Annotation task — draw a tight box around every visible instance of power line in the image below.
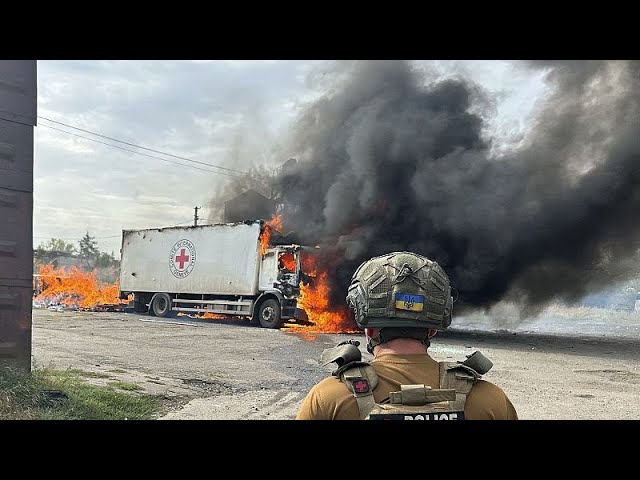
[34,219,198,241]
[38,115,248,175]
[174,219,196,226]
[38,123,243,177]
[34,236,119,240]
[34,235,122,240]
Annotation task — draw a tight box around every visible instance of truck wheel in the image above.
[151,293,172,317]
[258,299,283,329]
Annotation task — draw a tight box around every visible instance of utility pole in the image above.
[194,206,200,226]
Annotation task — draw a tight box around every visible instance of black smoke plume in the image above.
[211,60,640,317]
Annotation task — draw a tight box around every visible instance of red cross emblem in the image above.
[169,239,196,279]
[353,379,370,393]
[174,248,190,270]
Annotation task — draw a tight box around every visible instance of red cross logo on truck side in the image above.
[175,248,190,270]
[169,239,196,279]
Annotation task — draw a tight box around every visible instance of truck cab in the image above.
[255,245,307,327]
[259,246,302,297]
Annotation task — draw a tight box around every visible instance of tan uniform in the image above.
[295,353,518,420]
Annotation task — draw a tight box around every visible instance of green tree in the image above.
[36,238,77,255]
[95,251,116,268]
[79,232,100,269]
[34,238,78,270]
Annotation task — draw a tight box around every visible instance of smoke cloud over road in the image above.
[217,61,640,316]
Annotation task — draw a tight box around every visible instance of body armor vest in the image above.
[321,341,493,420]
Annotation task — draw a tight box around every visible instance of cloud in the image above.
[34,60,320,255]
[34,60,547,262]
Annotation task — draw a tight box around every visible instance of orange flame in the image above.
[283,251,359,335]
[35,264,126,309]
[258,214,283,256]
[259,227,272,256]
[200,312,227,319]
[278,252,296,271]
[266,214,283,232]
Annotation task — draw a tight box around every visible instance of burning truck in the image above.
[118,219,309,329]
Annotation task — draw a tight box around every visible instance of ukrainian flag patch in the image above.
[395,293,424,312]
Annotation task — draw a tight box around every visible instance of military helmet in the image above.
[346,251,453,331]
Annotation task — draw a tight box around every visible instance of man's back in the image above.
[295,353,518,420]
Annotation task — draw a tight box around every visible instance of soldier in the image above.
[295,251,518,420]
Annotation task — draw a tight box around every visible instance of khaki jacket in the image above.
[295,353,518,420]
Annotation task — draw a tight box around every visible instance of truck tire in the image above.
[151,293,172,318]
[258,299,283,329]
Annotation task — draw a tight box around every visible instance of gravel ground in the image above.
[30,308,640,420]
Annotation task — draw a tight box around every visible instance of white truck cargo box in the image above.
[120,222,262,296]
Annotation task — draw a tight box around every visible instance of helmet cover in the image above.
[346,251,453,330]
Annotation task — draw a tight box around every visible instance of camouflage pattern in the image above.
[346,251,453,330]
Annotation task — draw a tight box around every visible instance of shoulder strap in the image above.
[339,363,379,420]
[439,362,480,411]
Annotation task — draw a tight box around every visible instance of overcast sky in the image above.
[33,60,548,258]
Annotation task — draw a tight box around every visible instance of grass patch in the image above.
[108,369,128,374]
[0,365,167,420]
[108,381,143,392]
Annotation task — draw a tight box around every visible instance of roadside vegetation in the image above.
[0,365,168,420]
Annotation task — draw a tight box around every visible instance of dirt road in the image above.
[31,308,640,420]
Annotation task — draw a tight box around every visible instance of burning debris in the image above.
[33,264,129,312]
